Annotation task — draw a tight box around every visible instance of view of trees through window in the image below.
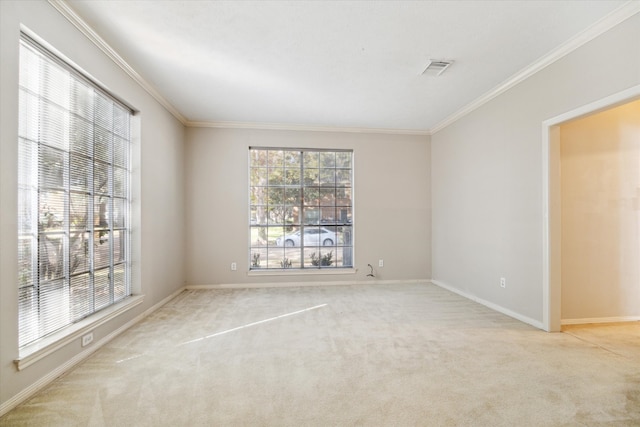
[249,148,353,269]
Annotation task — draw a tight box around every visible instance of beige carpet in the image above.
[1,283,639,426]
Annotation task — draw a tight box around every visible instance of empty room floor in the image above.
[1,283,639,426]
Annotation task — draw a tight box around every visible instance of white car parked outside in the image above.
[276,227,336,247]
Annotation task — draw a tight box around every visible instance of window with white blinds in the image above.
[17,35,132,348]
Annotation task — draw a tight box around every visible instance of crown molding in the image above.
[48,0,187,125]
[186,120,431,136]
[430,1,640,134]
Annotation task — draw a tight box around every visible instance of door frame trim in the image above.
[541,84,640,331]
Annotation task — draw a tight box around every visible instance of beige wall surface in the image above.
[0,1,185,409]
[431,13,640,325]
[560,100,640,320]
[185,127,431,285]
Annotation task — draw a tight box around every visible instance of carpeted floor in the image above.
[1,283,639,426]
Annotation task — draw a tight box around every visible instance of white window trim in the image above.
[248,147,355,271]
[247,268,357,277]
[17,33,135,352]
[14,294,143,371]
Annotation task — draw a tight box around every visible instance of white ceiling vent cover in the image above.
[421,59,453,76]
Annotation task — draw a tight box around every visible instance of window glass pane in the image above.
[18,236,34,288]
[249,148,352,270]
[285,188,301,206]
[283,248,301,268]
[336,188,352,206]
[113,166,127,197]
[41,60,69,109]
[41,101,69,150]
[39,191,65,231]
[338,207,352,224]
[113,137,128,168]
[336,152,351,168]
[251,226,267,247]
[94,267,111,310]
[284,151,300,167]
[336,169,352,187]
[303,207,320,225]
[303,168,319,186]
[113,198,126,228]
[113,264,127,300]
[94,231,110,269]
[94,94,113,130]
[113,230,126,263]
[70,273,91,320]
[303,187,319,205]
[250,167,267,188]
[319,188,335,206]
[267,226,284,246]
[70,79,93,120]
[113,105,130,139]
[70,154,91,191]
[69,232,90,274]
[39,145,66,188]
[267,150,284,167]
[70,193,89,230]
[285,168,300,185]
[267,247,286,269]
[319,169,335,186]
[267,167,284,185]
[303,151,319,168]
[39,234,64,280]
[94,196,109,230]
[18,189,34,234]
[94,161,110,194]
[251,249,265,268]
[320,152,335,168]
[39,279,70,335]
[19,92,40,143]
[250,149,267,167]
[94,127,112,164]
[70,116,93,156]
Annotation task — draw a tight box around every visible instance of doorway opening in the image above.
[542,85,640,331]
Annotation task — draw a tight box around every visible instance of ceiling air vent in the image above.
[421,59,453,76]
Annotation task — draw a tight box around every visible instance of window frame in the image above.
[16,33,136,361]
[248,147,354,272]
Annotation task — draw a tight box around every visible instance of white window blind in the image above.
[18,35,132,348]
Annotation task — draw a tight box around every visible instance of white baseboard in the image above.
[0,287,185,418]
[430,279,544,330]
[186,279,429,289]
[561,316,640,325]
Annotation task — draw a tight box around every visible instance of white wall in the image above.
[560,100,640,321]
[0,1,185,410]
[431,13,640,326]
[185,127,430,285]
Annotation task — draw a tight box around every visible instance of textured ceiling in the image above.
[65,0,630,132]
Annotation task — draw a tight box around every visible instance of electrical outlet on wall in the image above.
[82,332,94,347]
[378,259,384,267]
[231,262,237,271]
[500,277,506,288]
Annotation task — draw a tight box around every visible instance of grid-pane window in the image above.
[250,148,353,269]
[18,35,132,348]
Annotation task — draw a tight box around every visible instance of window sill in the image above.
[15,294,144,371]
[247,268,356,277]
